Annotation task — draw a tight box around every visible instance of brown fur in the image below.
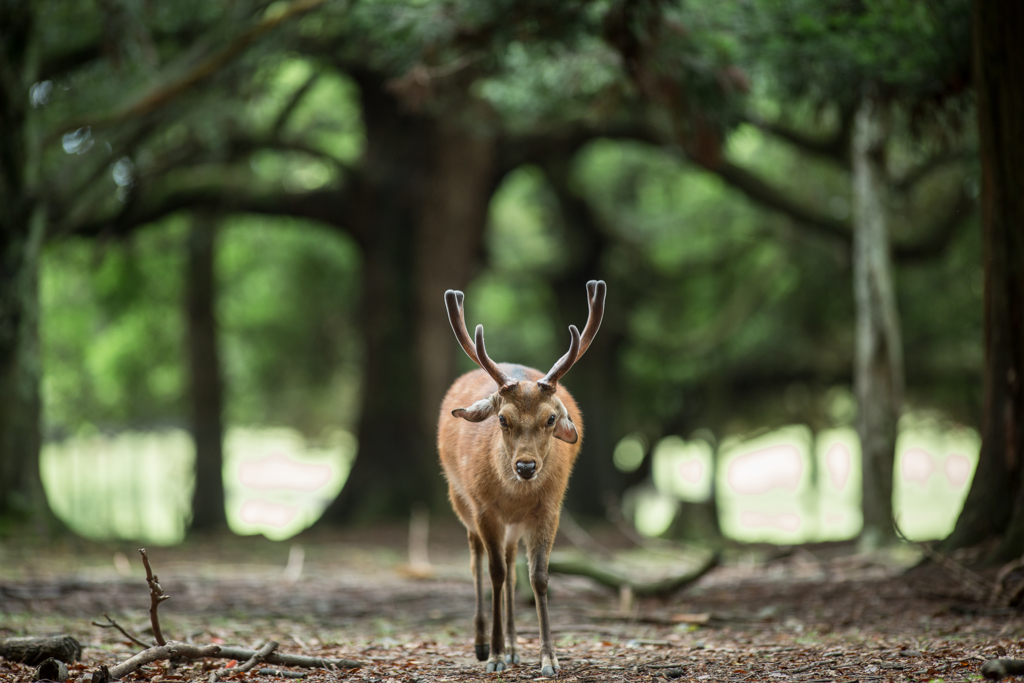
[438,363,583,675]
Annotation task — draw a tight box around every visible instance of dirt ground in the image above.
[0,522,1016,682]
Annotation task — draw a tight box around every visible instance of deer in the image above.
[437,280,606,676]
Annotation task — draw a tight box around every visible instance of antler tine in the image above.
[539,325,581,392]
[445,289,480,365]
[474,324,517,392]
[576,280,606,360]
[546,279,607,373]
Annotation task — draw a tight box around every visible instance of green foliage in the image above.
[42,222,188,437]
[732,0,972,108]
[218,219,362,435]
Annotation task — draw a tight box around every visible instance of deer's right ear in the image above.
[452,397,497,423]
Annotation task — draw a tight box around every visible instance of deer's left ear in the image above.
[553,415,578,444]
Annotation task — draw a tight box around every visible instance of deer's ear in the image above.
[553,416,578,444]
[452,397,497,423]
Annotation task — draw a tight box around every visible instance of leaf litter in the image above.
[0,524,1018,682]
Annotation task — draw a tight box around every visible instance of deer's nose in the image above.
[516,460,537,480]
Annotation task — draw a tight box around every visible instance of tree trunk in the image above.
[316,74,495,523]
[186,214,228,532]
[0,4,57,533]
[543,154,646,518]
[0,220,48,531]
[943,0,1024,560]
[851,95,903,548]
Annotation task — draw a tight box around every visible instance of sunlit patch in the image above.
[612,433,647,473]
[739,511,801,532]
[900,448,934,486]
[945,454,972,488]
[678,459,704,484]
[632,490,678,537]
[825,443,851,490]
[726,444,803,495]
[894,418,980,540]
[239,499,300,528]
[226,428,354,540]
[652,436,712,502]
[238,452,333,492]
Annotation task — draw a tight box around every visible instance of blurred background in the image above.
[2,0,996,551]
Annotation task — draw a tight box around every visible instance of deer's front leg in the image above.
[468,531,489,662]
[527,529,559,676]
[481,523,507,672]
[503,539,520,665]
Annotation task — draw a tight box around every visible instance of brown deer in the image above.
[438,281,606,676]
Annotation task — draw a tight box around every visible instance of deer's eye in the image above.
[547,414,556,426]
[499,415,508,428]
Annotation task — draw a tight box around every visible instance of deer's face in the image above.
[452,382,577,482]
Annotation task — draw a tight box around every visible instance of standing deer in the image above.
[438,280,606,676]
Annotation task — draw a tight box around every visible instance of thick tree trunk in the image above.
[316,74,495,523]
[851,96,903,548]
[543,161,625,517]
[0,222,47,530]
[0,4,57,533]
[944,0,1024,560]
[186,215,228,532]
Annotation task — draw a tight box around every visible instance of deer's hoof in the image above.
[475,644,489,662]
[504,653,521,664]
[486,660,506,673]
[541,665,559,676]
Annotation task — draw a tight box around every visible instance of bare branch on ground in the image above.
[209,640,278,682]
[549,551,719,599]
[91,613,153,649]
[139,548,170,646]
[91,641,221,682]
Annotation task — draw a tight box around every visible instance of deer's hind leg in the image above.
[451,488,489,663]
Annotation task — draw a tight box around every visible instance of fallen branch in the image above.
[213,646,361,670]
[139,548,170,646]
[90,613,152,649]
[0,636,82,666]
[92,641,221,682]
[33,658,69,682]
[259,669,306,679]
[90,551,361,678]
[209,641,278,682]
[982,658,1024,680]
[549,552,719,598]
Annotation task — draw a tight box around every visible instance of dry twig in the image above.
[90,613,152,649]
[91,641,220,682]
[139,548,170,646]
[209,640,278,682]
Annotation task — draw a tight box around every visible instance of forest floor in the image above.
[0,521,1017,683]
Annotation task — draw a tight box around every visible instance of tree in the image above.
[0,2,55,531]
[185,214,227,532]
[943,0,1024,561]
[627,0,974,543]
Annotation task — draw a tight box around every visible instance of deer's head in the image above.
[444,282,605,482]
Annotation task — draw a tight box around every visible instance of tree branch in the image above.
[892,186,976,263]
[745,113,852,167]
[46,0,330,142]
[692,156,854,243]
[53,182,354,241]
[892,150,975,193]
[271,72,321,138]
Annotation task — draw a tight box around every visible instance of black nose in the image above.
[516,461,536,479]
